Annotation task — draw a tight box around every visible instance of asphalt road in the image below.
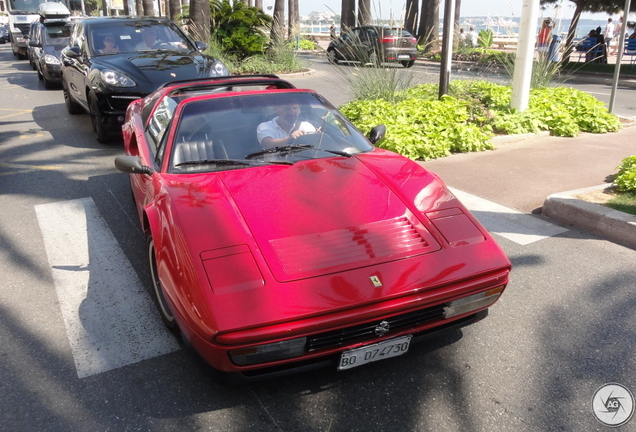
[2,44,636,431]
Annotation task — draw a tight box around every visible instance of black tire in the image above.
[62,77,83,114]
[37,66,43,81]
[367,50,380,67]
[43,76,55,90]
[326,48,339,64]
[88,93,111,143]
[147,235,178,330]
[402,60,415,68]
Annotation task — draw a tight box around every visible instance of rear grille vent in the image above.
[307,304,445,352]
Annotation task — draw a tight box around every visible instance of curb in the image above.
[543,184,636,250]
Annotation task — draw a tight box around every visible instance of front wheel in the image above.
[147,236,177,331]
[88,93,111,143]
[62,77,83,114]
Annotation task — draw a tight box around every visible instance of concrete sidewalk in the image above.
[419,124,636,249]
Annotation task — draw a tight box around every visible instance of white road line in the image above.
[450,187,569,245]
[35,198,180,379]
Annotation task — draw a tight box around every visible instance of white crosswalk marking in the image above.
[35,198,180,379]
[450,187,569,245]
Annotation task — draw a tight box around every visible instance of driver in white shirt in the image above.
[257,104,316,149]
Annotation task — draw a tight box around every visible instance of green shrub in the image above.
[614,156,636,192]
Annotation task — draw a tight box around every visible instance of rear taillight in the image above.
[411,37,417,43]
[381,37,396,43]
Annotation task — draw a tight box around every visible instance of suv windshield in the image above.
[90,22,194,55]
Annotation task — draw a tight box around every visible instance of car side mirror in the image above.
[194,41,207,51]
[62,46,81,59]
[368,124,386,145]
[114,155,153,175]
[29,40,41,47]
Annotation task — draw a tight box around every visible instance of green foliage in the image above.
[209,0,272,59]
[291,39,317,50]
[335,67,416,102]
[339,97,494,161]
[477,29,494,50]
[339,80,621,160]
[528,87,621,136]
[614,156,636,192]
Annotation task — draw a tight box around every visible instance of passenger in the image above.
[99,34,119,54]
[256,104,316,149]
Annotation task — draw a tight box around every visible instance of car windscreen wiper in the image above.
[174,159,292,167]
[245,144,312,159]
[245,145,352,159]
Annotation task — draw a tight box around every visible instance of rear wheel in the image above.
[367,50,379,67]
[326,48,339,64]
[402,60,415,68]
[88,93,110,143]
[147,235,177,330]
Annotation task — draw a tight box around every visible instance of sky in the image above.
[291,0,630,22]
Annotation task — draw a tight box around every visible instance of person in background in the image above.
[605,17,616,55]
[611,16,623,55]
[466,27,478,47]
[537,18,552,53]
[330,24,336,41]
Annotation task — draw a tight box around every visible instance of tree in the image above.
[168,0,181,21]
[541,0,636,62]
[341,0,356,30]
[358,0,371,25]
[142,0,155,15]
[136,0,143,16]
[270,0,284,45]
[288,0,299,39]
[417,0,439,52]
[189,0,211,43]
[405,0,419,35]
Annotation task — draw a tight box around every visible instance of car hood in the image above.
[93,51,214,85]
[218,155,444,283]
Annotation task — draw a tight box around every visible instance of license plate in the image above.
[398,54,410,59]
[338,336,411,370]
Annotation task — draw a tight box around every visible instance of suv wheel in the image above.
[326,48,339,64]
[62,77,83,114]
[89,93,111,144]
[402,60,415,68]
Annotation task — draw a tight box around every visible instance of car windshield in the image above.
[168,92,374,173]
[44,24,70,46]
[90,22,194,56]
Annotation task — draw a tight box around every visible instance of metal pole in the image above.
[510,0,540,111]
[609,0,631,113]
[438,0,456,98]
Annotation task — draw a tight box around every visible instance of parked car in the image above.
[0,26,8,44]
[114,75,511,382]
[327,25,418,67]
[30,19,72,89]
[27,20,41,70]
[60,16,228,143]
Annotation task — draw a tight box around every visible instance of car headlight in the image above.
[101,69,136,87]
[44,54,60,65]
[210,60,229,77]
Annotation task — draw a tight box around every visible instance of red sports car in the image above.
[115,75,511,381]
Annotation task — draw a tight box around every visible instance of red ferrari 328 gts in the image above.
[115,75,511,381]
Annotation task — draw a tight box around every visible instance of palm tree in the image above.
[142,0,155,15]
[405,0,418,35]
[417,0,439,52]
[341,0,355,30]
[358,0,371,26]
[271,0,285,45]
[288,0,299,39]
[189,0,211,43]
